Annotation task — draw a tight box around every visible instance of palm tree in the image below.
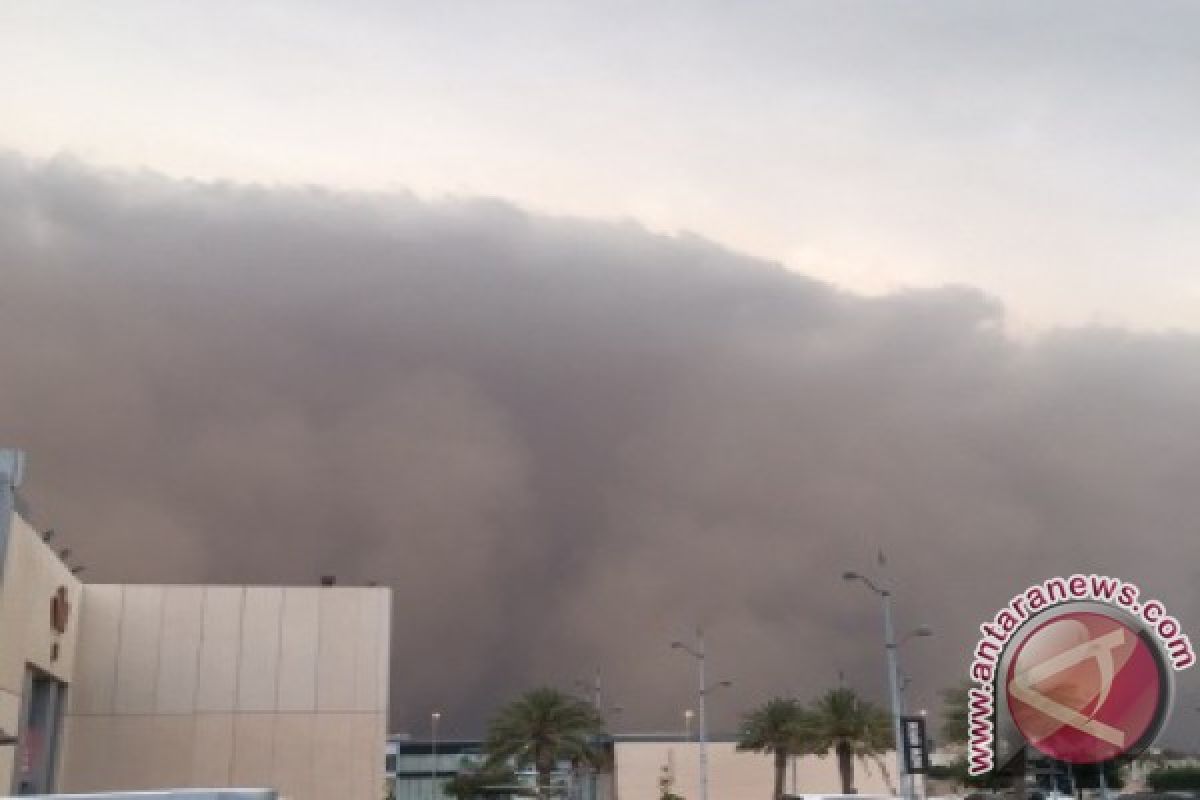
[442,764,523,800]
[939,684,970,745]
[737,697,816,800]
[805,687,894,795]
[484,687,605,799]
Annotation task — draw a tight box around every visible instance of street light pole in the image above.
[672,628,732,800]
[881,588,907,800]
[897,675,915,800]
[844,571,928,800]
[431,711,441,800]
[699,630,708,800]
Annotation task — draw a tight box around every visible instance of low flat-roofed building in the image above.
[385,732,896,800]
[610,734,895,800]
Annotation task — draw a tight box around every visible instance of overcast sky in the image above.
[3,0,1198,330]
[2,2,1199,743]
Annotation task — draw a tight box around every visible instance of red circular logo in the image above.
[1006,610,1165,764]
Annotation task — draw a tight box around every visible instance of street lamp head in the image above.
[913,624,934,637]
[718,680,732,688]
[670,641,683,649]
[842,571,860,581]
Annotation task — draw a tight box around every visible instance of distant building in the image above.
[386,736,611,800]
[0,449,392,799]
[387,732,895,800]
[609,734,893,800]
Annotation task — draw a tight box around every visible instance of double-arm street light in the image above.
[672,627,732,800]
[843,570,932,800]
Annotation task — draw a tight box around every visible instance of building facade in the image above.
[0,450,81,795]
[610,735,894,800]
[386,736,612,800]
[0,450,392,799]
[385,733,894,800]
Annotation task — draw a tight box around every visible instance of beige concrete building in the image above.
[612,738,894,800]
[0,451,82,795]
[388,734,897,800]
[0,450,391,799]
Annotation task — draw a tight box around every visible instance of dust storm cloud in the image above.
[1,154,1197,739]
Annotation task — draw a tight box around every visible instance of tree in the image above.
[935,684,1011,790]
[658,762,685,800]
[442,765,524,800]
[939,684,971,745]
[737,697,817,800]
[805,687,894,795]
[1147,766,1200,791]
[484,687,605,799]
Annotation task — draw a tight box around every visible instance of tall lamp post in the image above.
[896,630,934,800]
[671,627,732,800]
[430,711,441,800]
[843,570,929,800]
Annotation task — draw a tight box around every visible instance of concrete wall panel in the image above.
[231,713,275,789]
[236,588,283,713]
[316,590,357,711]
[195,587,243,713]
[110,716,160,790]
[353,590,379,712]
[113,585,164,714]
[349,714,381,800]
[377,590,391,714]
[69,585,123,714]
[191,713,235,787]
[145,715,196,790]
[58,716,117,793]
[312,713,355,800]
[155,586,204,713]
[276,588,319,712]
[272,713,315,800]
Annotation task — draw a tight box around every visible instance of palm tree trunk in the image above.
[836,741,855,795]
[774,748,788,800]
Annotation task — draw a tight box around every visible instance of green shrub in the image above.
[1148,766,1200,791]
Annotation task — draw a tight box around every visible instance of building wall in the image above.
[0,511,83,791]
[59,584,391,800]
[613,740,895,800]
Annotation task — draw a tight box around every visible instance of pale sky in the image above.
[3,0,1198,330]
